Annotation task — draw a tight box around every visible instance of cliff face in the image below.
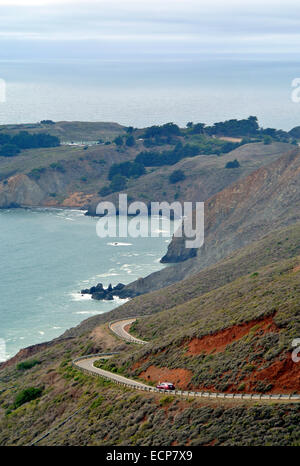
[0,134,293,211]
[125,148,300,293]
[197,147,300,266]
[0,174,45,207]
[160,236,197,263]
[0,142,137,209]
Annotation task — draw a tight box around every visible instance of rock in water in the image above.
[80,282,127,300]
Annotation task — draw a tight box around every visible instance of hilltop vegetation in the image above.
[0,117,295,209]
[0,121,126,143]
[0,131,60,157]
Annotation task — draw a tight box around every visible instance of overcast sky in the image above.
[1,0,300,59]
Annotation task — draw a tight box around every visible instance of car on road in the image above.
[156,382,175,390]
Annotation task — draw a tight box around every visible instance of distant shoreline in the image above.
[0,208,170,365]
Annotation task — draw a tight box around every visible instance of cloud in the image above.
[0,0,300,58]
[0,0,79,4]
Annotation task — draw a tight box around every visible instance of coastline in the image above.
[0,207,171,365]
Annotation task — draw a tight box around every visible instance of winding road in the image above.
[75,356,150,389]
[73,318,300,402]
[109,318,147,345]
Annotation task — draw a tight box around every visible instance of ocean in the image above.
[0,57,300,130]
[0,208,175,361]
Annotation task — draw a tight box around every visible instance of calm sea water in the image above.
[0,208,174,361]
[0,58,299,130]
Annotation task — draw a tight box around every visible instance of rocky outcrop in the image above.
[0,174,46,208]
[160,232,197,263]
[0,169,96,209]
[80,282,135,300]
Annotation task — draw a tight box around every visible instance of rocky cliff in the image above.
[0,174,45,207]
[121,147,300,295]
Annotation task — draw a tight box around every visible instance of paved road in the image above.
[109,318,146,344]
[73,318,300,402]
[75,356,150,389]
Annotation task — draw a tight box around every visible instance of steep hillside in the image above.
[107,255,300,395]
[164,147,300,263]
[0,117,293,210]
[121,147,300,295]
[0,143,139,208]
[0,310,299,446]
[59,221,300,338]
[1,217,300,446]
[113,221,300,311]
[86,141,291,213]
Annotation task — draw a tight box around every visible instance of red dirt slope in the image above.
[186,316,278,355]
[135,315,300,393]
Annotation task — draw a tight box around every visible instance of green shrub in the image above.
[263,135,272,145]
[108,161,145,180]
[40,120,55,125]
[16,360,41,371]
[169,169,185,184]
[13,387,43,409]
[125,135,135,147]
[99,186,111,197]
[50,162,65,173]
[29,167,46,179]
[90,396,104,410]
[114,136,123,146]
[143,123,181,139]
[0,143,21,157]
[225,159,240,169]
[110,174,127,192]
[159,395,174,406]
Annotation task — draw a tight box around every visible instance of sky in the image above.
[1,0,300,60]
[0,2,299,131]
